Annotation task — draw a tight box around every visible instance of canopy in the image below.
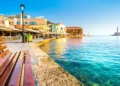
[9,28,22,32]
[25,29,40,33]
[47,32,56,34]
[47,32,67,35]
[0,27,12,31]
[0,24,21,32]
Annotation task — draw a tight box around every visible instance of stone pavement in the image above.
[5,38,43,52]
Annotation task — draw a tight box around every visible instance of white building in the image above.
[56,24,66,35]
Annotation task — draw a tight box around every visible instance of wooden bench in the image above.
[0,40,34,86]
[0,36,2,41]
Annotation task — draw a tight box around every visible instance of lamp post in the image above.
[20,4,25,43]
[56,28,57,39]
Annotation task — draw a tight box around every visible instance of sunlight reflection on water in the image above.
[40,36,120,86]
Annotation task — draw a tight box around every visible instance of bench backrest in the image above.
[0,40,34,86]
[0,37,9,59]
[0,52,18,86]
[0,36,2,41]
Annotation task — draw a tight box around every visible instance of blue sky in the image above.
[1,0,120,35]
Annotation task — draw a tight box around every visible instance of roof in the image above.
[0,14,4,16]
[66,27,82,29]
[8,15,16,17]
[35,16,46,19]
[56,23,64,26]
[0,25,21,32]
[16,14,29,17]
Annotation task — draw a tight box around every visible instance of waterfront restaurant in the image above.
[0,15,42,41]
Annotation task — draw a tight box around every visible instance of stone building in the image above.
[66,27,83,37]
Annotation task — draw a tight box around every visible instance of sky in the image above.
[1,0,120,35]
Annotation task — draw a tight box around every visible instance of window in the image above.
[30,22,32,25]
[24,16,27,19]
[24,22,28,25]
[30,22,36,25]
[33,22,36,25]
[17,21,20,24]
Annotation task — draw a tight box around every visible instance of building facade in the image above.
[0,14,69,38]
[56,24,66,35]
[0,15,15,27]
[15,16,47,33]
[66,27,83,37]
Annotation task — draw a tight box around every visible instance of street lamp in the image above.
[56,28,57,39]
[20,4,25,43]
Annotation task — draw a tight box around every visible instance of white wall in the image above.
[4,20,9,27]
[56,24,66,34]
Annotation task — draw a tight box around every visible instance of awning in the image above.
[0,27,12,31]
[47,32,56,34]
[47,32,67,35]
[10,28,22,32]
[0,24,5,27]
[25,29,40,33]
[0,26,22,32]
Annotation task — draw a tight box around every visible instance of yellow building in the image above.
[16,17,47,33]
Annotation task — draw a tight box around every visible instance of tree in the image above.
[47,20,53,24]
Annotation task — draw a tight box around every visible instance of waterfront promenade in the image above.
[5,39,84,86]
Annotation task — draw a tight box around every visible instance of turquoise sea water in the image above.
[40,36,120,86]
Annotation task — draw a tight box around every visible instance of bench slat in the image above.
[0,52,13,76]
[0,45,7,51]
[24,50,34,86]
[0,41,4,45]
[0,51,11,66]
[8,51,24,86]
[0,36,2,41]
[0,51,20,86]
[0,49,9,58]
[0,40,34,86]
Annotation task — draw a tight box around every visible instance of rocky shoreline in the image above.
[29,39,84,86]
